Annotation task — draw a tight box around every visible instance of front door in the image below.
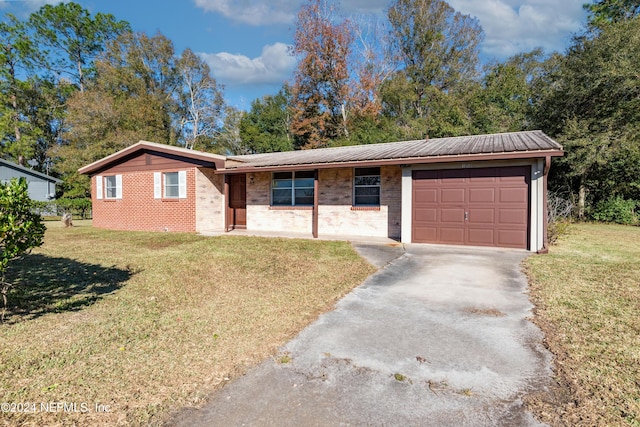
[228,174,247,229]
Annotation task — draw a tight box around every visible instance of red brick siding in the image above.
[91,169,197,232]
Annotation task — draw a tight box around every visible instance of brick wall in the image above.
[246,172,313,233]
[91,164,402,237]
[91,168,198,232]
[381,166,402,238]
[195,168,225,232]
[245,165,402,238]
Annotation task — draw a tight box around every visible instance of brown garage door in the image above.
[412,166,530,249]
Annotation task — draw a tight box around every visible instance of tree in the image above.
[387,0,483,119]
[0,178,45,321]
[348,14,394,124]
[239,87,294,153]
[22,77,75,173]
[217,106,248,155]
[0,15,41,163]
[533,17,640,217]
[584,0,640,27]
[54,31,182,198]
[290,0,354,148]
[471,49,547,134]
[176,48,225,150]
[28,1,130,92]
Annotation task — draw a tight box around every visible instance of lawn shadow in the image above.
[3,254,136,323]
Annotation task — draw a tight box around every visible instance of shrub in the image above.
[0,178,46,320]
[591,197,638,225]
[547,192,573,244]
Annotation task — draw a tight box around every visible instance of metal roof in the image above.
[77,131,564,176]
[0,158,62,183]
[226,130,562,169]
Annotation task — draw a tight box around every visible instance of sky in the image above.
[1,0,589,109]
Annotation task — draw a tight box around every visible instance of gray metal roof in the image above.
[0,158,62,183]
[226,130,563,169]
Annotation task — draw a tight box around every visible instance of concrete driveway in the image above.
[172,244,552,426]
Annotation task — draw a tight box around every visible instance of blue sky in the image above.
[2,0,588,109]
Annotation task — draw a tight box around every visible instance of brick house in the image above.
[78,131,563,251]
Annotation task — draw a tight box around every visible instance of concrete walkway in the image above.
[171,243,552,427]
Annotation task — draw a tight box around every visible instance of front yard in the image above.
[3,221,638,426]
[526,223,640,426]
[0,222,375,426]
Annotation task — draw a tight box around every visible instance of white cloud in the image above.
[0,0,69,13]
[193,0,390,25]
[200,42,296,86]
[193,0,300,25]
[448,0,587,58]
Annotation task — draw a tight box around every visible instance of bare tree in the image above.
[176,49,225,150]
[349,14,395,119]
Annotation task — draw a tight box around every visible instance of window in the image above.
[354,167,380,206]
[96,175,122,200]
[272,171,315,206]
[105,176,117,198]
[154,171,187,199]
[164,172,180,198]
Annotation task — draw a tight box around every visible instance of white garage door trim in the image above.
[401,160,546,251]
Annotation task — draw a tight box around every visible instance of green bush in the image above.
[591,197,638,225]
[1,178,46,320]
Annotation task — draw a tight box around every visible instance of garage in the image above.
[412,166,530,249]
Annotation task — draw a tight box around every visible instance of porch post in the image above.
[224,174,230,232]
[538,155,551,254]
[313,169,319,238]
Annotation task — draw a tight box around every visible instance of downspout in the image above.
[313,169,319,238]
[537,156,551,254]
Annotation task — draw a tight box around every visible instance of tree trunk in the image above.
[77,58,84,92]
[578,174,587,219]
[10,72,21,143]
[341,103,349,138]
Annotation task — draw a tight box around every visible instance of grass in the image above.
[525,223,640,427]
[0,221,375,426]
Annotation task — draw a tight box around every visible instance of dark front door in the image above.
[228,174,247,229]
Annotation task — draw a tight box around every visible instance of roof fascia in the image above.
[216,149,564,174]
[78,142,225,175]
[0,159,62,183]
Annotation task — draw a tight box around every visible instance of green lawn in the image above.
[0,221,375,426]
[526,223,640,427]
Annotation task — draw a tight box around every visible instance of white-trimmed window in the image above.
[164,172,180,198]
[354,167,380,206]
[154,171,187,199]
[271,171,315,206]
[96,175,122,200]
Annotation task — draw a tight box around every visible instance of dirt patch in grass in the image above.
[0,223,375,426]
[463,307,506,317]
[525,223,640,426]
